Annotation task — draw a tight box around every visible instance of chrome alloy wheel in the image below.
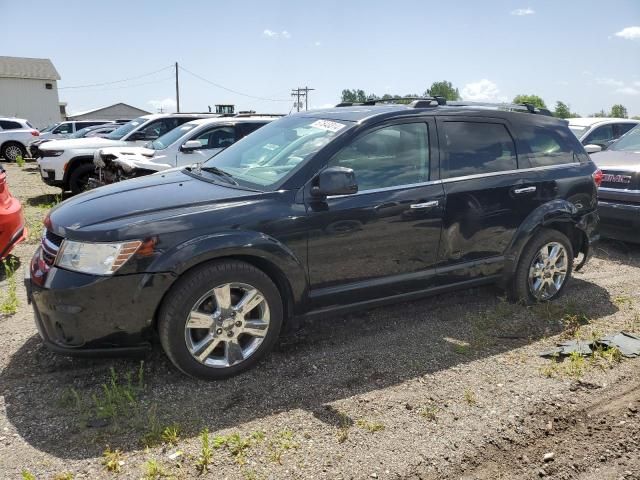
[4,144,22,161]
[528,242,568,300]
[184,282,270,368]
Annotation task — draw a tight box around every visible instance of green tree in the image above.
[553,101,576,119]
[425,81,461,101]
[513,94,547,109]
[610,104,628,118]
[341,89,368,103]
[592,109,608,118]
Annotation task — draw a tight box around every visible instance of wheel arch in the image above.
[0,140,27,157]
[62,155,94,187]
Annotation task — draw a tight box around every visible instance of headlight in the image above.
[41,150,64,157]
[56,239,142,275]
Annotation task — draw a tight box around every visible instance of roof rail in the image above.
[335,96,447,108]
[234,113,286,117]
[447,101,553,116]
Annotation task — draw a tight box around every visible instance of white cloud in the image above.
[617,87,640,95]
[462,79,505,102]
[635,81,640,87]
[147,98,177,112]
[314,41,322,47]
[596,77,625,87]
[263,29,291,39]
[614,26,640,40]
[511,7,535,16]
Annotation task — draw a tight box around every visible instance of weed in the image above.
[0,257,19,315]
[566,351,586,379]
[242,468,261,480]
[53,474,74,480]
[141,406,163,447]
[58,388,82,410]
[16,155,25,167]
[142,459,169,479]
[335,411,351,444]
[195,428,213,474]
[162,424,181,446]
[613,294,633,309]
[356,419,385,432]
[626,311,640,333]
[561,312,590,338]
[268,429,299,464]
[463,389,477,405]
[21,471,36,480]
[592,345,623,368]
[417,404,440,421]
[453,343,471,355]
[102,447,123,473]
[250,430,265,442]
[92,362,144,419]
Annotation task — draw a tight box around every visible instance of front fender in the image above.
[503,199,595,281]
[149,230,308,308]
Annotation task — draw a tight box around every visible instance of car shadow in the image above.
[0,277,618,460]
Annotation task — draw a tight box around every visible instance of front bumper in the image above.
[26,254,175,355]
[598,200,640,243]
[38,166,63,187]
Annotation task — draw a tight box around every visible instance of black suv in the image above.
[26,99,600,379]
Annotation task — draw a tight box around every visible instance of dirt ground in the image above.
[1,161,639,480]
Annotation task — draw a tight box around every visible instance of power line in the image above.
[178,65,290,102]
[291,86,315,111]
[58,65,174,89]
[60,75,174,92]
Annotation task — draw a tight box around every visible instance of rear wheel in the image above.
[1,142,26,162]
[68,163,96,194]
[158,260,283,380]
[510,228,573,304]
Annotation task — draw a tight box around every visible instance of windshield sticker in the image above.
[263,143,280,151]
[310,119,346,133]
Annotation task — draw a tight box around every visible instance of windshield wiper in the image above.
[200,165,239,186]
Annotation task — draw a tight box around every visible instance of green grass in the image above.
[195,428,213,474]
[102,447,123,473]
[0,257,19,315]
[417,404,440,421]
[21,471,36,480]
[268,429,298,464]
[92,363,145,420]
[463,388,477,405]
[16,155,25,167]
[356,419,385,432]
[142,459,169,479]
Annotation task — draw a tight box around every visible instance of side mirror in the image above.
[584,144,602,154]
[312,166,358,197]
[181,140,202,152]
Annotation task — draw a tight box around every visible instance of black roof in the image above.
[296,100,564,127]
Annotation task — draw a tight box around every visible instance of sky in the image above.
[2,0,640,116]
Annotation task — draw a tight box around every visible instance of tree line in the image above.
[341,81,637,119]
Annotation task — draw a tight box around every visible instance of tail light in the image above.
[31,130,40,136]
[592,169,603,187]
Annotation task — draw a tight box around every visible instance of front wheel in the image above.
[68,163,96,194]
[158,260,283,380]
[510,228,574,304]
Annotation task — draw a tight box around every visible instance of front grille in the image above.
[41,229,63,265]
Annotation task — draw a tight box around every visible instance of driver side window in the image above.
[329,123,430,191]
[192,127,236,150]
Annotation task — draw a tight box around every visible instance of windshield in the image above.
[569,125,589,139]
[40,123,59,133]
[151,123,197,150]
[69,126,93,138]
[105,117,147,140]
[200,116,352,189]
[609,125,640,152]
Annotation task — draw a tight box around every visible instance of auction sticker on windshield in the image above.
[310,119,346,133]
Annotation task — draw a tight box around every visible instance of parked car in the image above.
[591,124,640,243]
[37,113,220,194]
[26,99,599,379]
[29,123,124,159]
[37,120,115,141]
[0,163,26,259]
[568,118,639,153]
[91,115,279,187]
[0,117,40,161]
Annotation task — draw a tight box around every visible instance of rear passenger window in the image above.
[522,127,575,167]
[441,122,517,178]
[0,120,22,129]
[330,123,429,191]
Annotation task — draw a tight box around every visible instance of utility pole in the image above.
[175,61,180,113]
[291,86,314,112]
[291,88,302,112]
[303,86,315,111]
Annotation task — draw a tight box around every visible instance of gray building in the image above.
[0,56,62,129]
[67,103,150,121]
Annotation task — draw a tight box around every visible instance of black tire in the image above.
[509,228,574,304]
[158,260,283,380]
[1,142,27,162]
[68,163,96,194]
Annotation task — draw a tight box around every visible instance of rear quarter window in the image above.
[519,125,584,167]
[440,121,517,178]
[0,120,22,130]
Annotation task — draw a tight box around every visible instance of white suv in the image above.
[568,118,639,153]
[92,116,277,186]
[0,117,40,161]
[37,113,220,193]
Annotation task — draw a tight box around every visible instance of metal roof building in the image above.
[67,103,150,121]
[0,56,62,129]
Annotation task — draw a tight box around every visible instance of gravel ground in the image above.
[1,161,639,480]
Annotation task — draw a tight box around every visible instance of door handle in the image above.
[513,186,537,195]
[410,200,439,209]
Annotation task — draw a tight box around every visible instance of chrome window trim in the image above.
[326,162,581,199]
[599,187,640,194]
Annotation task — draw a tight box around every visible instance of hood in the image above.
[39,136,123,151]
[48,169,261,241]
[591,150,640,170]
[100,146,155,157]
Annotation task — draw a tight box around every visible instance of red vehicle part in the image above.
[0,166,26,260]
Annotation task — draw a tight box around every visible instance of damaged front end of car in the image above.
[89,148,173,188]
